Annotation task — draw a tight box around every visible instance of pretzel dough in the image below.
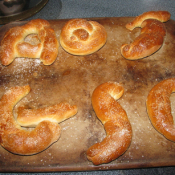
[86,82,132,165]
[121,11,171,60]
[0,19,59,66]
[146,78,175,142]
[60,18,107,55]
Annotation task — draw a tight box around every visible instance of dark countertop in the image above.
[1,0,175,174]
[27,0,175,21]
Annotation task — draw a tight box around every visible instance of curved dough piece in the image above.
[0,85,61,155]
[126,11,171,31]
[86,82,132,165]
[121,11,171,60]
[146,78,175,142]
[17,102,78,127]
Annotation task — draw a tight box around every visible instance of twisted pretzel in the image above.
[86,82,132,165]
[60,18,107,55]
[0,19,59,66]
[121,11,171,60]
[146,78,175,142]
[0,85,77,155]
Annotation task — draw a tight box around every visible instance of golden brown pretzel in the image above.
[0,19,59,66]
[86,82,132,165]
[146,78,175,142]
[17,102,78,127]
[60,18,107,55]
[121,11,171,60]
[0,85,71,155]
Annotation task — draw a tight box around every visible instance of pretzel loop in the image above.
[60,18,107,55]
[146,78,175,142]
[0,19,59,65]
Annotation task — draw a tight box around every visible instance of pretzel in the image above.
[0,85,77,155]
[86,82,132,165]
[121,11,171,60]
[0,19,59,66]
[146,78,175,142]
[60,18,107,55]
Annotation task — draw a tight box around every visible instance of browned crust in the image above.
[121,19,166,60]
[146,78,175,142]
[86,82,132,165]
[60,18,107,55]
[0,85,61,155]
[121,11,171,60]
[0,19,59,66]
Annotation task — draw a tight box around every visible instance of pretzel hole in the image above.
[72,29,89,41]
[24,34,40,45]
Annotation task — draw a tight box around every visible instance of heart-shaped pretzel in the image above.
[0,19,59,66]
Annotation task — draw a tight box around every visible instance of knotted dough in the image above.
[0,19,59,66]
[60,18,107,55]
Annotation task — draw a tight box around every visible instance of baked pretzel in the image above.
[121,11,171,60]
[17,102,78,127]
[0,19,59,66]
[86,82,132,165]
[146,78,175,142]
[60,18,107,55]
[0,85,76,155]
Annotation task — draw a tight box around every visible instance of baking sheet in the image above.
[0,17,175,172]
